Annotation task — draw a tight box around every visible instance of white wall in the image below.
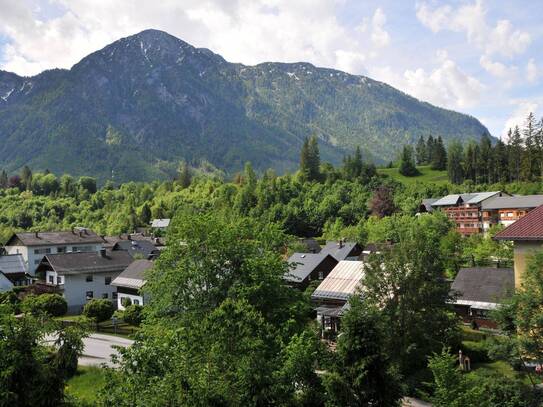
[62,271,120,314]
[117,292,144,310]
[6,243,103,276]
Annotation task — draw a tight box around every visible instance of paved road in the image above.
[403,397,432,407]
[79,333,134,366]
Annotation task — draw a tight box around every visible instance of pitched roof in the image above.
[482,195,543,210]
[284,253,337,283]
[6,229,104,247]
[432,191,503,207]
[111,259,153,289]
[311,261,365,302]
[103,234,165,249]
[421,198,438,212]
[320,241,360,261]
[0,254,26,274]
[494,204,543,241]
[112,240,160,259]
[38,250,133,275]
[451,267,514,305]
[151,219,170,228]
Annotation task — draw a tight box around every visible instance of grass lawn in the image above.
[377,165,449,185]
[469,360,539,386]
[65,366,106,403]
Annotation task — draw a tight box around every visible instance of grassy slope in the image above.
[377,165,449,185]
[66,366,106,403]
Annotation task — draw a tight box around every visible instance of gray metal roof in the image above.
[113,240,160,259]
[481,195,543,210]
[112,259,153,289]
[320,241,361,261]
[421,198,438,212]
[0,254,26,274]
[432,191,503,207]
[451,267,514,304]
[311,261,365,302]
[284,253,337,283]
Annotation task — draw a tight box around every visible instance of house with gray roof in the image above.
[450,267,514,329]
[112,259,153,309]
[284,253,338,289]
[481,195,543,230]
[320,240,362,261]
[112,240,160,260]
[0,254,32,291]
[151,218,170,230]
[5,228,104,275]
[36,249,133,313]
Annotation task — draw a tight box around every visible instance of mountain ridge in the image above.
[0,29,490,182]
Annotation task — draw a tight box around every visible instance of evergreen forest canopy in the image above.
[0,29,489,182]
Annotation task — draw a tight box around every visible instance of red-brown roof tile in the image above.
[494,204,543,241]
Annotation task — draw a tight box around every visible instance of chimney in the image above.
[99,248,107,257]
[339,239,344,248]
[79,230,83,237]
[34,231,39,238]
[128,234,132,241]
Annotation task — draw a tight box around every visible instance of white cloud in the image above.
[416,0,531,58]
[370,51,484,110]
[479,55,518,87]
[0,0,390,76]
[526,58,539,83]
[501,100,540,138]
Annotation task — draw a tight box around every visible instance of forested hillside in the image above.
[0,29,490,182]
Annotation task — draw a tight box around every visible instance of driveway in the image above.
[79,333,134,366]
[403,397,432,407]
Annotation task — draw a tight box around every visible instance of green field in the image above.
[378,165,449,185]
[66,366,106,404]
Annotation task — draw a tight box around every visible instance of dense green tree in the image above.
[369,186,396,218]
[398,145,420,176]
[431,136,447,170]
[177,160,192,188]
[493,139,509,183]
[478,134,492,184]
[0,170,7,189]
[507,126,523,182]
[324,297,403,406]
[140,202,152,225]
[21,165,32,191]
[416,135,427,165]
[300,136,321,182]
[463,142,479,183]
[447,141,464,184]
[78,176,97,194]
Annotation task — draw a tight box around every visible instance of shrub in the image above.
[461,340,490,363]
[82,299,114,322]
[122,304,143,326]
[21,293,67,317]
[120,297,132,308]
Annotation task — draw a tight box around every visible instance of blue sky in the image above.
[1,0,541,138]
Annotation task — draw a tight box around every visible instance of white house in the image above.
[111,259,152,310]
[4,228,104,275]
[36,249,133,314]
[0,254,32,292]
[150,218,170,230]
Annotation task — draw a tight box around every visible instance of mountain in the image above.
[0,29,490,182]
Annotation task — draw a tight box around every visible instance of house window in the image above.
[86,291,93,300]
[86,275,93,282]
[57,246,66,253]
[34,259,41,265]
[105,276,111,285]
[49,275,54,284]
[102,293,108,299]
[508,212,513,217]
[112,292,118,300]
[318,271,324,280]
[133,299,140,305]
[34,248,51,255]
[56,276,62,285]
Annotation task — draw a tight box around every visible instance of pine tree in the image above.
[447,141,464,184]
[477,134,492,184]
[21,165,32,191]
[431,136,447,170]
[507,126,523,182]
[493,139,508,183]
[140,203,152,225]
[398,145,420,176]
[0,170,7,189]
[523,112,539,179]
[463,142,478,182]
[416,136,427,165]
[426,135,435,164]
[535,116,543,179]
[300,136,321,182]
[178,161,192,188]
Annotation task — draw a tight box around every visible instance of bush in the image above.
[120,297,132,308]
[122,304,143,326]
[461,340,490,363]
[21,293,67,317]
[82,299,114,322]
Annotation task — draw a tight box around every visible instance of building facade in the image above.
[111,259,152,310]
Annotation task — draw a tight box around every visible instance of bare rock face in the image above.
[0,29,490,182]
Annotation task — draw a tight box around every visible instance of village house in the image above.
[311,260,365,338]
[420,192,510,235]
[480,195,543,231]
[494,204,543,288]
[151,218,170,232]
[4,228,104,275]
[450,267,514,329]
[111,259,153,310]
[36,249,133,313]
[102,233,165,250]
[320,240,363,261]
[0,254,31,292]
[284,253,338,289]
[112,240,161,260]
